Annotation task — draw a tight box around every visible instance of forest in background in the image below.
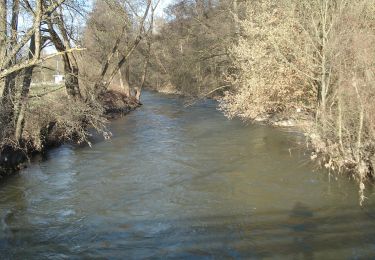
[1,0,375,203]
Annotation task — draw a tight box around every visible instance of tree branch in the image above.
[0,47,85,79]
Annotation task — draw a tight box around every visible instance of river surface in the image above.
[1,91,375,259]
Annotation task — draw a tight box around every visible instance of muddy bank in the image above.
[101,90,141,118]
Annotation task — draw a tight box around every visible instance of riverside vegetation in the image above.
[1,0,375,203]
[144,0,375,204]
[0,0,156,173]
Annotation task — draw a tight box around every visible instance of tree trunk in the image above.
[118,69,124,89]
[353,77,364,163]
[10,0,19,46]
[125,63,131,96]
[134,87,141,101]
[95,0,152,93]
[47,20,82,99]
[195,0,204,18]
[337,94,344,155]
[0,0,6,63]
[14,0,41,140]
[117,51,131,96]
[3,0,20,119]
[15,35,36,141]
[317,0,332,130]
[0,0,6,95]
[137,44,151,102]
[0,0,15,132]
[135,1,156,102]
[232,0,239,39]
[56,13,81,99]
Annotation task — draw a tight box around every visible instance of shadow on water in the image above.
[1,202,375,259]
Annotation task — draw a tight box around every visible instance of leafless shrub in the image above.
[219,1,315,119]
[22,91,109,151]
[220,0,375,203]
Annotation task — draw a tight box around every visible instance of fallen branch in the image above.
[184,85,230,107]
[200,85,230,98]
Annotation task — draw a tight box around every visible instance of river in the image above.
[1,91,375,259]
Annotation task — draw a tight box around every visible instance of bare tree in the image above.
[90,0,152,95]
[134,0,160,101]
[1,0,84,144]
[219,0,375,203]
[46,10,82,99]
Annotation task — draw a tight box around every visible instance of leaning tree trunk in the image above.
[47,20,82,100]
[0,0,6,65]
[1,0,20,135]
[63,55,81,99]
[135,1,156,102]
[4,0,20,124]
[136,47,150,102]
[117,51,131,96]
[94,0,152,94]
[14,35,36,141]
[56,14,82,100]
[14,0,42,141]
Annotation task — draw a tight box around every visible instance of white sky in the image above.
[156,0,174,16]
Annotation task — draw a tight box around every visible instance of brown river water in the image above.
[1,91,375,259]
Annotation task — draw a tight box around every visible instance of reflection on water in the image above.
[1,91,375,259]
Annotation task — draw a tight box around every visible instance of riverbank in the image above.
[0,89,140,178]
[152,85,374,203]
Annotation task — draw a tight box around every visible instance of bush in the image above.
[22,91,108,151]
